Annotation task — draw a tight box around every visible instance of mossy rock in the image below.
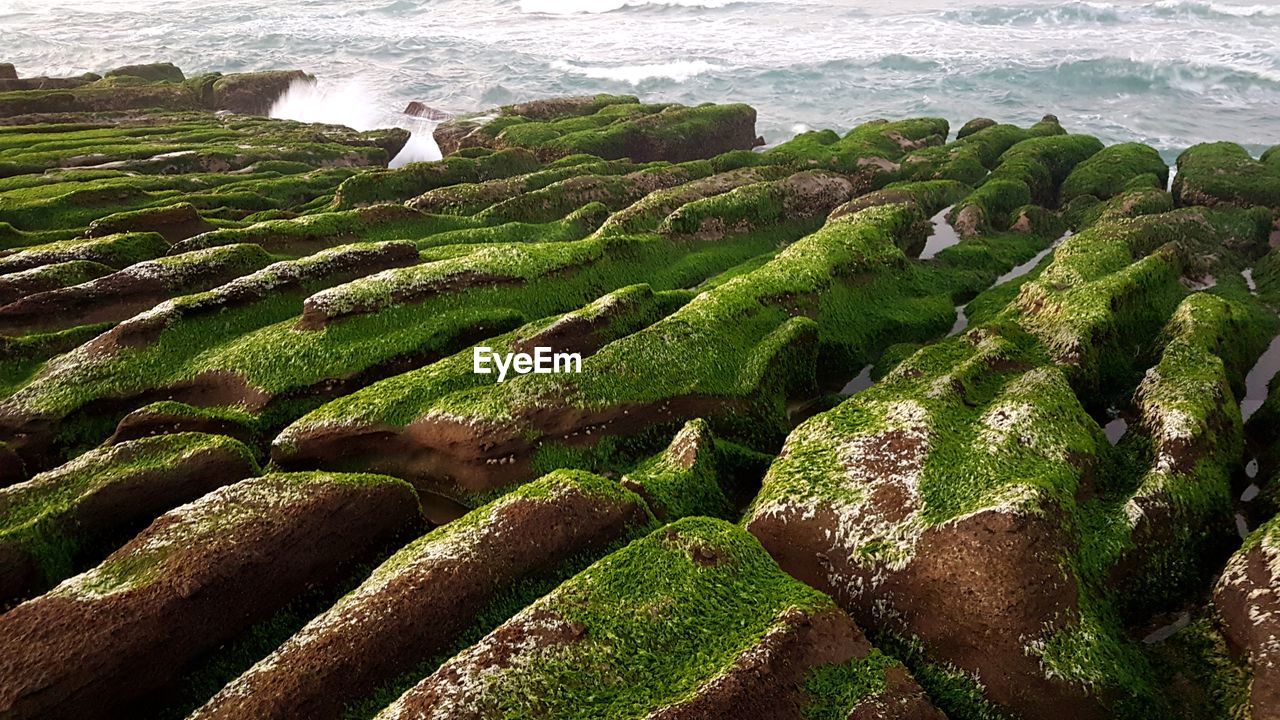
[1174,142,1280,210]
[105,63,185,84]
[1061,142,1169,201]
[376,517,941,720]
[0,432,259,606]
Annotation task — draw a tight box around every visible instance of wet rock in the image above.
[191,470,655,720]
[0,242,419,467]
[1215,516,1280,719]
[0,433,259,607]
[375,518,941,720]
[109,401,262,447]
[0,260,113,306]
[949,134,1103,235]
[1174,142,1280,210]
[435,100,759,163]
[767,118,948,187]
[0,232,169,275]
[406,157,642,215]
[480,162,713,225]
[619,419,734,520]
[0,471,422,720]
[1061,142,1169,201]
[273,205,937,503]
[211,70,313,115]
[500,94,639,121]
[85,202,213,243]
[1105,292,1274,619]
[105,62,185,83]
[747,332,1116,719]
[659,169,856,240]
[334,148,541,208]
[0,244,275,336]
[956,117,996,139]
[403,101,454,121]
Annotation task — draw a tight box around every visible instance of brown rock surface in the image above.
[191,470,654,720]
[0,471,423,720]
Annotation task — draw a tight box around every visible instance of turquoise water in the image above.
[4,0,1278,160]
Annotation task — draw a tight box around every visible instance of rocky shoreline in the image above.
[1,62,1279,719]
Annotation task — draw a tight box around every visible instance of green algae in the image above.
[1175,142,1280,209]
[1061,142,1169,201]
[275,282,695,453]
[332,149,541,208]
[406,158,646,215]
[0,241,419,445]
[378,517,892,720]
[173,205,482,254]
[416,202,608,249]
[281,196,1059,504]
[0,259,113,295]
[767,117,949,175]
[745,200,1274,717]
[620,419,735,521]
[801,651,898,720]
[897,122,1050,186]
[0,432,258,589]
[329,468,659,720]
[493,102,759,162]
[951,133,1104,232]
[58,470,413,599]
[0,231,169,273]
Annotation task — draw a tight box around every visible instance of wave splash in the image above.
[270,78,385,131]
[270,78,440,168]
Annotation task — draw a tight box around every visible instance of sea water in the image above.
[4,0,1278,163]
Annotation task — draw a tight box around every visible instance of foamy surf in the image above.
[521,0,738,14]
[270,77,441,168]
[8,0,1280,157]
[551,59,723,83]
[269,78,386,131]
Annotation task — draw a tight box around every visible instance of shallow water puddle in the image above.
[840,364,874,396]
[944,231,1073,340]
[1242,334,1280,422]
[1104,417,1128,445]
[1182,274,1217,291]
[992,230,1072,287]
[1143,611,1190,645]
[787,363,876,427]
[422,491,472,525]
[919,206,959,260]
[947,305,968,337]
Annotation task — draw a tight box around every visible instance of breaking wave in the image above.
[551,59,724,83]
[520,0,741,14]
[943,0,1280,25]
[270,78,386,131]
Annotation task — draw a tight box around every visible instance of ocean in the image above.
[3,0,1278,164]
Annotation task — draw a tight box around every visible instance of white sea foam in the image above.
[270,78,384,131]
[270,77,441,167]
[521,0,738,14]
[551,59,724,83]
[1153,0,1280,18]
[7,0,1280,158]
